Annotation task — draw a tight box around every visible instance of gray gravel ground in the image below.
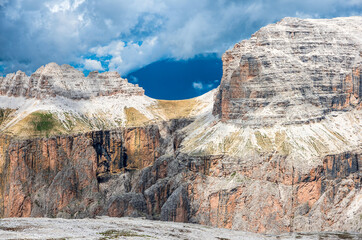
[0,217,360,240]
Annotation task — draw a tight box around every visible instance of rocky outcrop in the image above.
[213,17,362,126]
[0,63,144,99]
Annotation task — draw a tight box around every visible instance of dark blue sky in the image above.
[0,0,361,99]
[125,55,222,100]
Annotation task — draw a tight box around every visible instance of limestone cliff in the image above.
[213,17,361,126]
[0,17,361,235]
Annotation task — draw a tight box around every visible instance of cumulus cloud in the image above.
[83,59,103,71]
[0,0,361,75]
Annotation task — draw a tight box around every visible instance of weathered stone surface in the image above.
[0,124,163,218]
[0,122,360,233]
[186,151,361,234]
[107,193,147,217]
[213,17,362,126]
[161,186,189,222]
[0,63,144,99]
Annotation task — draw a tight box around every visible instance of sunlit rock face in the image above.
[213,17,362,126]
[0,62,144,99]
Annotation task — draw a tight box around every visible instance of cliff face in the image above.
[0,17,361,235]
[213,17,361,126]
[0,125,163,218]
[0,127,359,233]
[186,152,361,233]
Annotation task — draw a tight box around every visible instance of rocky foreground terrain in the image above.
[0,17,361,235]
[0,217,361,240]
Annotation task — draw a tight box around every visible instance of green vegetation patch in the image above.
[99,229,151,239]
[31,112,56,132]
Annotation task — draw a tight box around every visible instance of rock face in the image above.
[0,17,361,235]
[186,152,361,233]
[0,127,359,233]
[0,62,144,99]
[213,17,362,126]
[0,125,163,218]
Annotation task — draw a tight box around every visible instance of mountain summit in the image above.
[214,16,361,126]
[0,62,144,99]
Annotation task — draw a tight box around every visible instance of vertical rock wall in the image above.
[0,125,162,218]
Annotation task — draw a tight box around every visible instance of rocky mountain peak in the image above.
[34,62,83,77]
[213,16,362,127]
[0,62,144,100]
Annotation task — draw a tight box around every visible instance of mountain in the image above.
[0,17,361,235]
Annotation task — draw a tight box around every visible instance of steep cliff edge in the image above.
[213,17,361,126]
[0,17,361,235]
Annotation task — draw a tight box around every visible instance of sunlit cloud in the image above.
[83,59,104,71]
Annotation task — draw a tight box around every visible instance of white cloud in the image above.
[91,37,161,74]
[192,82,203,90]
[91,41,125,57]
[83,59,104,71]
[0,0,360,75]
[45,0,85,13]
[193,81,217,91]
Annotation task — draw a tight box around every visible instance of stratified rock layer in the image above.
[0,63,144,99]
[213,17,362,126]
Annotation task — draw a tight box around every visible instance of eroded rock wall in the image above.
[0,121,360,234]
[0,124,163,218]
[213,17,362,126]
[186,152,361,233]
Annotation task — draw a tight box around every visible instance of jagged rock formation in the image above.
[0,17,361,235]
[0,62,144,99]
